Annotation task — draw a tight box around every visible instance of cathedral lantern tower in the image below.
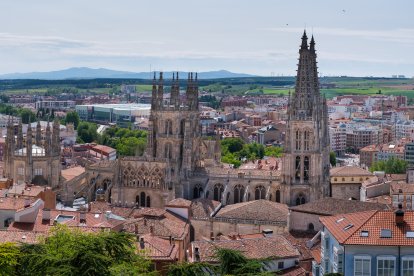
[281,31,330,206]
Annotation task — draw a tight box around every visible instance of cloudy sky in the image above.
[0,0,413,77]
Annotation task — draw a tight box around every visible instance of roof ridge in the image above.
[342,210,378,244]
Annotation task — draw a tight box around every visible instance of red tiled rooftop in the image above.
[321,210,414,246]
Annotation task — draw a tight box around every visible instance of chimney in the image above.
[149,225,154,235]
[24,198,31,208]
[139,238,145,249]
[80,212,86,223]
[42,208,51,221]
[396,203,405,226]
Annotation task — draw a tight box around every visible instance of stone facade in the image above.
[281,31,331,206]
[81,32,330,209]
[4,119,61,187]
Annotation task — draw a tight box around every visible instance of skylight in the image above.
[360,231,369,237]
[55,215,75,223]
[380,229,392,238]
[343,224,354,231]
[406,231,414,238]
[336,218,345,223]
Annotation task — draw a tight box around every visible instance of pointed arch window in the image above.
[255,186,266,200]
[165,120,173,135]
[140,192,146,207]
[296,194,306,206]
[295,156,301,181]
[214,184,224,201]
[295,130,301,150]
[304,156,310,181]
[304,130,310,151]
[193,184,203,199]
[234,185,245,204]
[276,190,281,203]
[165,143,172,159]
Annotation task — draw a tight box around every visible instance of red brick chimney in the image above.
[396,203,405,226]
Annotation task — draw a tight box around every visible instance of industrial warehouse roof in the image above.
[76,103,151,110]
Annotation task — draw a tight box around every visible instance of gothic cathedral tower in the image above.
[145,72,201,198]
[282,31,330,206]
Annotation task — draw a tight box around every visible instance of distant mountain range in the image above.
[0,67,256,80]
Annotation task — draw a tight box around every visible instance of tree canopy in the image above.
[0,225,155,276]
[221,138,282,168]
[370,157,408,174]
[64,111,80,128]
[167,248,272,276]
[77,122,98,143]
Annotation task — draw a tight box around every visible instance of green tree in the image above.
[19,109,37,124]
[77,122,98,143]
[167,262,213,276]
[370,157,408,174]
[330,151,337,167]
[15,225,155,276]
[221,138,244,154]
[0,242,20,276]
[264,146,283,157]
[214,248,272,276]
[65,111,80,128]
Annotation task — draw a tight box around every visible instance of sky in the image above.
[0,0,413,77]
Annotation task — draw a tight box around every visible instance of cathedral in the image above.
[4,119,61,187]
[83,31,330,208]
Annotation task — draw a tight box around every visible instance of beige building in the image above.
[330,166,374,200]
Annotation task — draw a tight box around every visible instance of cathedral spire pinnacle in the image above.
[301,30,308,50]
[309,35,315,53]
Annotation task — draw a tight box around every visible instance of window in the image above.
[295,156,301,180]
[295,130,301,150]
[377,256,395,276]
[255,186,266,200]
[34,168,42,176]
[354,256,371,276]
[193,185,203,199]
[18,167,24,175]
[278,261,284,269]
[214,184,224,201]
[234,185,244,204]
[275,190,281,203]
[402,257,414,276]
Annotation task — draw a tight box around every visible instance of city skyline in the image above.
[0,0,413,77]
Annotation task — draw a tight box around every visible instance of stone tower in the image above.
[145,72,201,198]
[281,31,330,206]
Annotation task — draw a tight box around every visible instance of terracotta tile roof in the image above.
[137,233,178,261]
[282,231,319,261]
[0,197,32,210]
[289,198,388,216]
[338,211,414,246]
[166,198,192,207]
[192,235,299,262]
[320,210,377,244]
[330,166,373,177]
[8,209,123,232]
[391,182,414,194]
[0,230,45,244]
[279,265,307,276]
[61,166,85,181]
[123,210,189,240]
[215,200,288,224]
[190,198,220,220]
[7,184,45,198]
